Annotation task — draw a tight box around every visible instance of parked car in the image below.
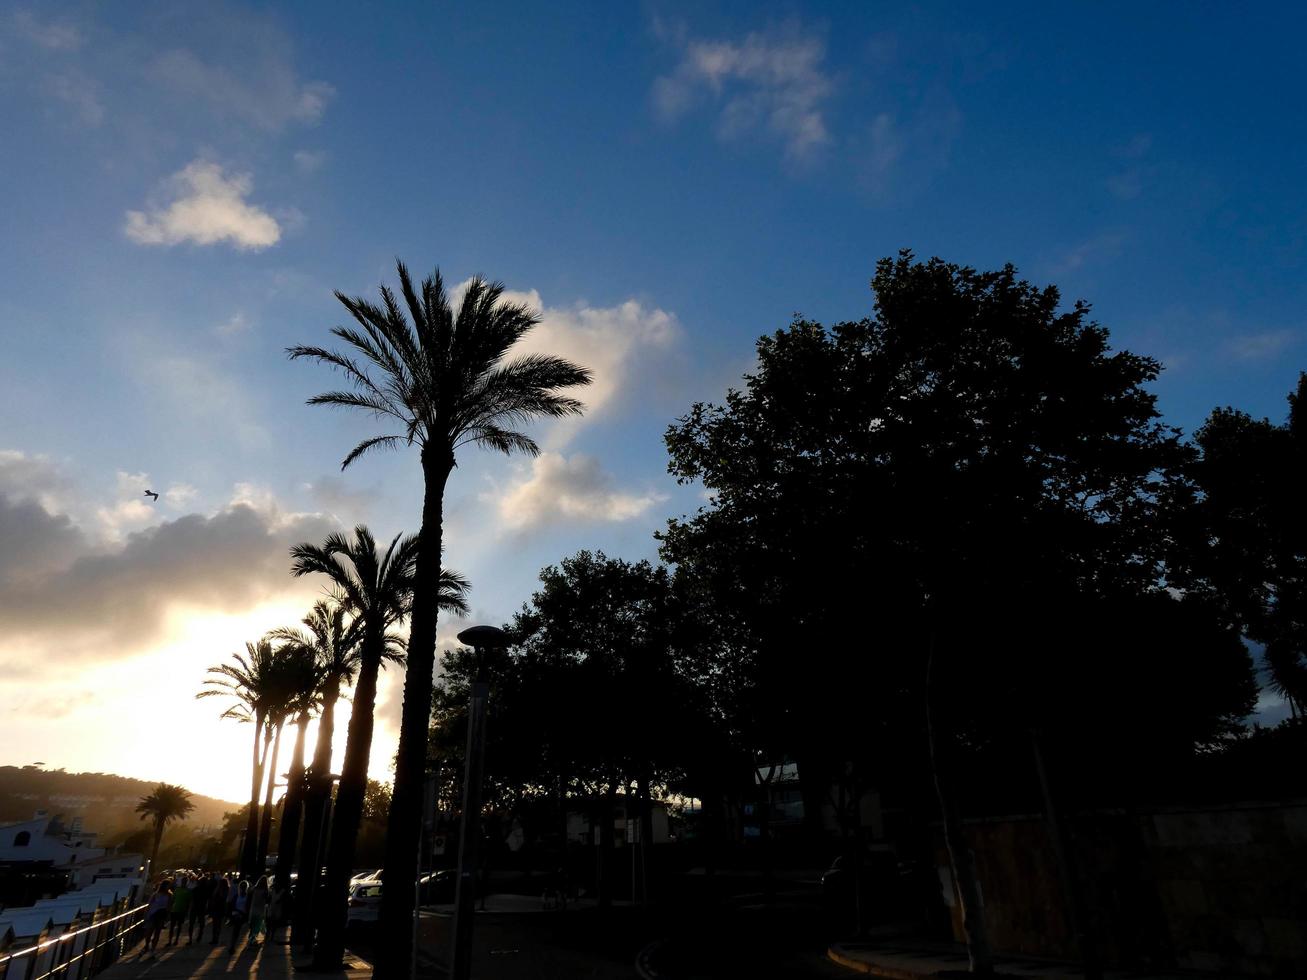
[346,881,383,927]
[821,848,903,929]
[419,869,456,904]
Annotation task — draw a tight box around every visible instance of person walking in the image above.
[247,877,270,945]
[208,875,230,944]
[166,876,192,946]
[227,880,250,952]
[188,873,213,943]
[267,877,289,943]
[143,880,172,954]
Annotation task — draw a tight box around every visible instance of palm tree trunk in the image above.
[376,456,452,980]
[274,711,311,888]
[257,717,285,874]
[313,641,382,970]
[242,710,268,877]
[926,628,993,975]
[151,819,164,873]
[296,682,339,948]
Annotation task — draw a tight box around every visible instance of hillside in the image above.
[0,765,238,839]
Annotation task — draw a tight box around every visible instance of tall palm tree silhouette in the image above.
[288,525,469,967]
[289,261,589,976]
[256,640,320,873]
[135,783,194,874]
[197,639,278,876]
[269,600,357,912]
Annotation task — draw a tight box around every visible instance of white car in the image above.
[346,881,382,925]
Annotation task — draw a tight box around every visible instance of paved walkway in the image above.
[97,935,372,980]
[828,941,1207,979]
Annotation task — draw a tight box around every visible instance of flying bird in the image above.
[144,490,159,501]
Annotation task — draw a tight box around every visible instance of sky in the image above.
[2,1,1305,804]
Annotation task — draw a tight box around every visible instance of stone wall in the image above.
[939,801,1307,977]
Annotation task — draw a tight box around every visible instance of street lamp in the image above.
[449,625,507,980]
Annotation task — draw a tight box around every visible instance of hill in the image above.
[0,765,238,839]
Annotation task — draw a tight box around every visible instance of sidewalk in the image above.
[828,940,1198,979]
[96,934,372,980]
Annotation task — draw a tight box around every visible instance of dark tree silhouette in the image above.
[135,783,194,872]
[197,639,279,877]
[289,526,469,968]
[662,252,1233,973]
[1178,374,1307,716]
[289,260,590,980]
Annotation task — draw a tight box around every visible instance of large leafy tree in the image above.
[662,253,1254,973]
[196,639,279,876]
[290,526,468,969]
[289,260,590,978]
[1178,374,1307,715]
[136,783,194,872]
[431,551,700,904]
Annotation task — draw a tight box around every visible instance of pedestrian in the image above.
[247,876,270,945]
[188,873,213,943]
[166,876,193,946]
[143,879,172,953]
[208,875,230,944]
[268,877,289,943]
[227,879,250,952]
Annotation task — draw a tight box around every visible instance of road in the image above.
[348,877,852,979]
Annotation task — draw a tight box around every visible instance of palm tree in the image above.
[289,261,590,978]
[197,639,279,876]
[288,525,465,969]
[271,600,360,945]
[256,640,321,873]
[136,783,194,874]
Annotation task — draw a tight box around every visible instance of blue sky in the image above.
[1,2,1303,799]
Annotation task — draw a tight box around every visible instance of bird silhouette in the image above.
[144,490,159,501]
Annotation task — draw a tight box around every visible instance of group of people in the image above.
[142,871,290,955]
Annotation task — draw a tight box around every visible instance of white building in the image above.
[0,811,143,886]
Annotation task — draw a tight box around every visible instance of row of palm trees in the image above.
[200,261,590,974]
[199,528,471,954]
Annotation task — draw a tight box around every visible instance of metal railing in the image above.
[0,903,148,980]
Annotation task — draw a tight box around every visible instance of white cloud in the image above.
[10,9,83,50]
[1226,329,1297,361]
[451,282,680,443]
[653,26,833,160]
[124,159,282,250]
[150,47,334,131]
[492,452,666,531]
[43,70,104,126]
[293,150,326,174]
[215,311,253,337]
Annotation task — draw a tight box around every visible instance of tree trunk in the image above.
[637,773,653,904]
[296,682,340,948]
[926,629,993,974]
[257,717,285,874]
[376,454,452,980]
[313,641,381,969]
[242,710,267,878]
[274,711,311,889]
[598,777,617,908]
[151,819,164,873]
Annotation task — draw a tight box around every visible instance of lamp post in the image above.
[450,625,507,980]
